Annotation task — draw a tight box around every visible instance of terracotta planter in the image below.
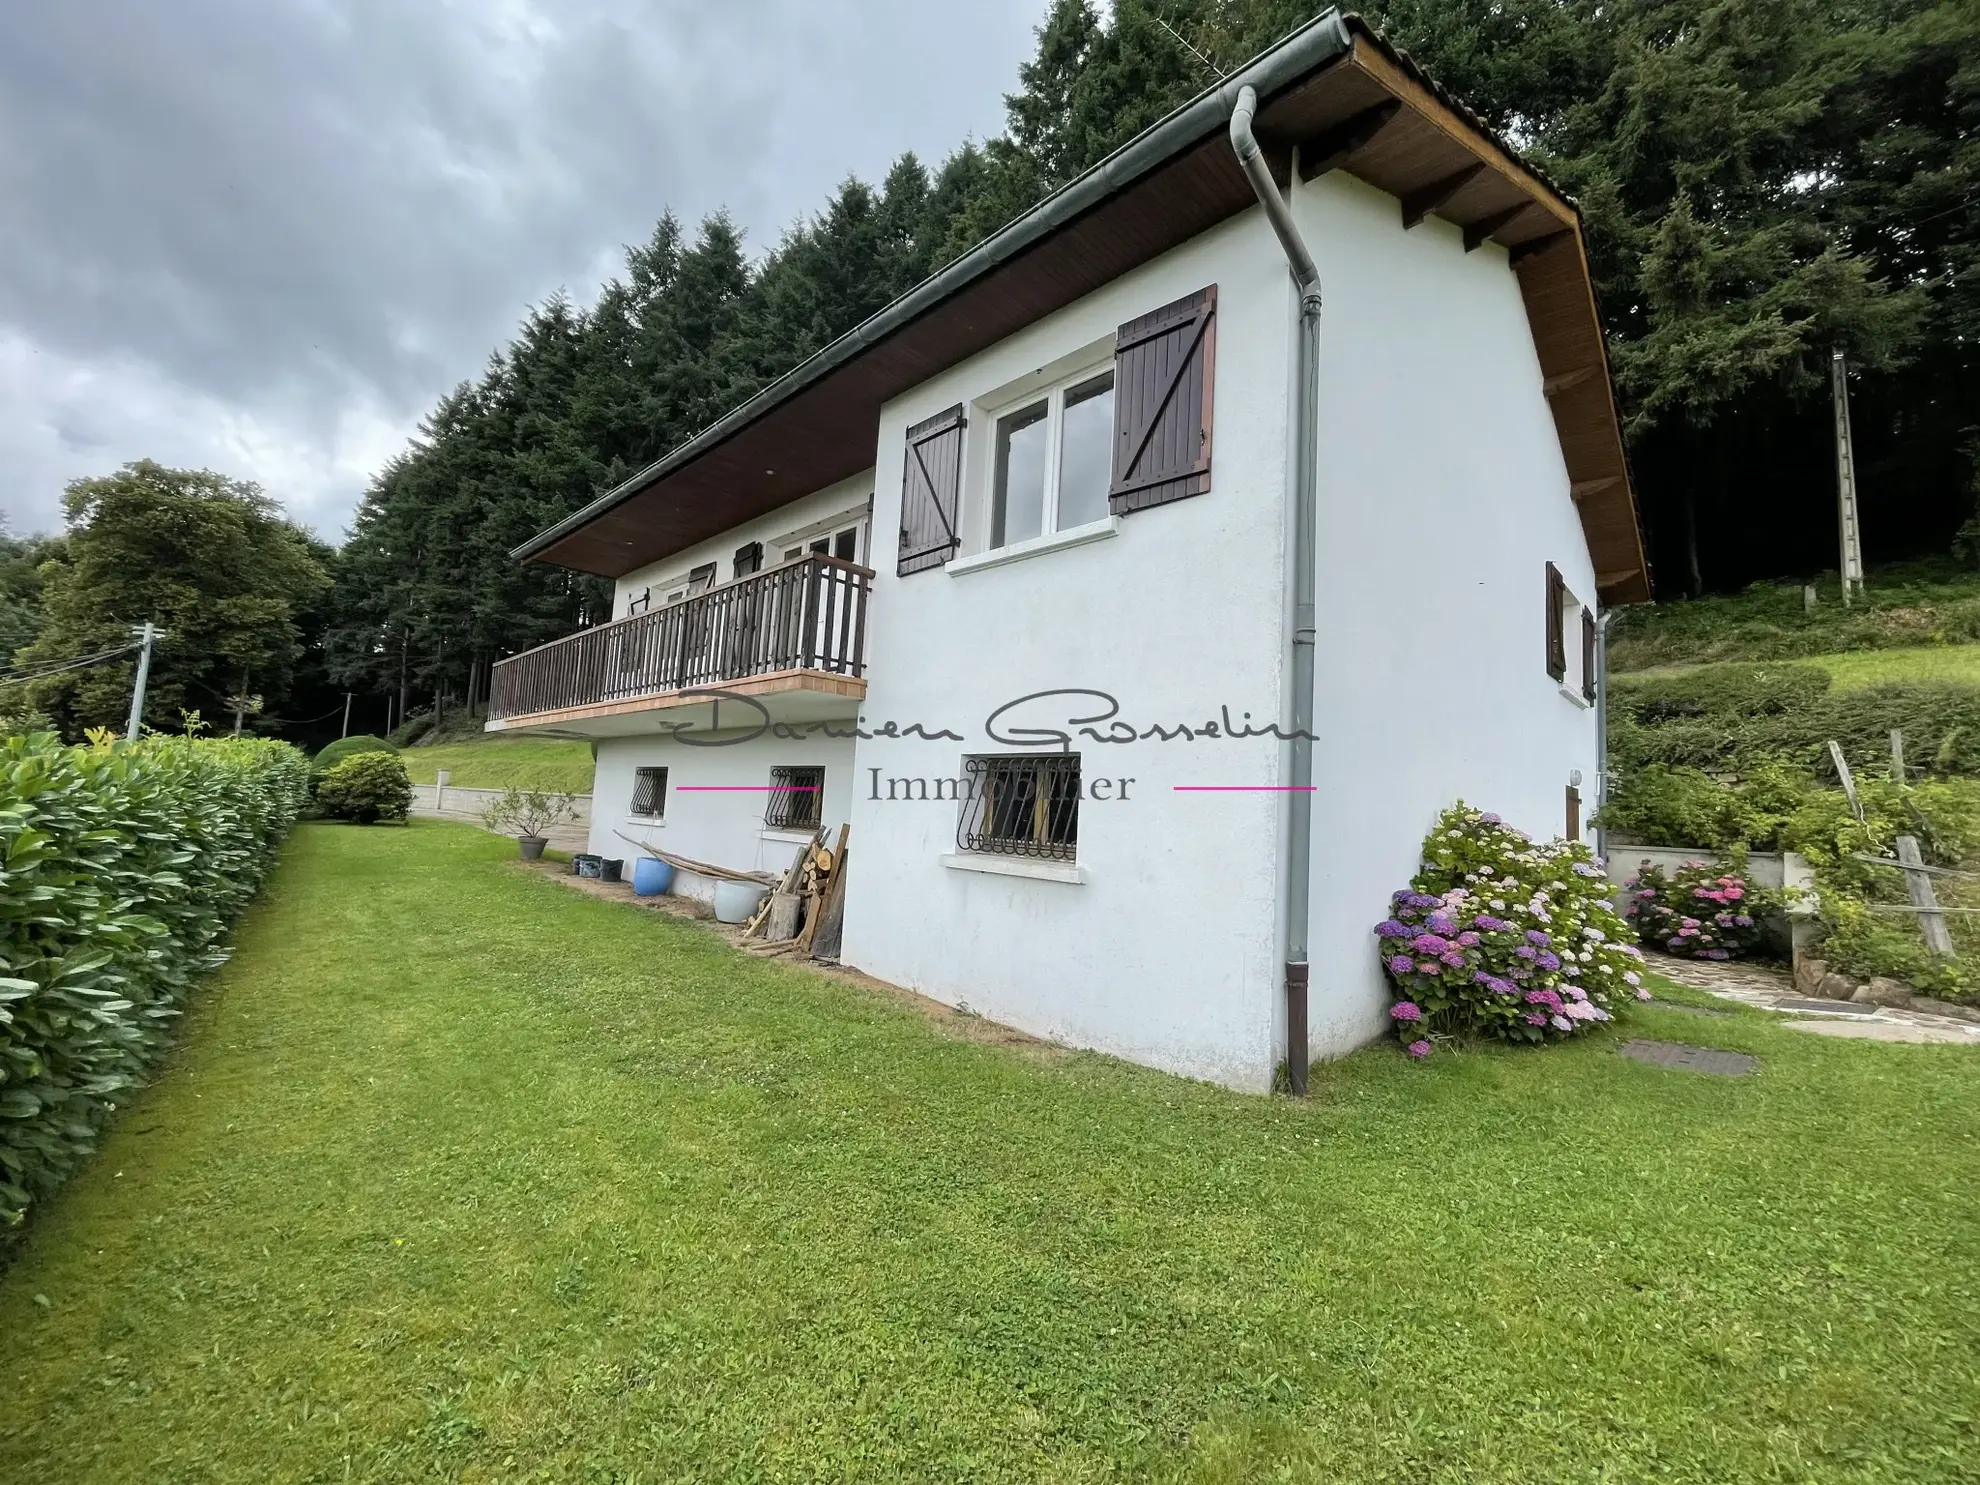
[518,835,548,861]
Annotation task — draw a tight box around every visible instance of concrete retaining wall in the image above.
[410,779,593,854]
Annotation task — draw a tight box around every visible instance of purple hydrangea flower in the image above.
[1479,813,1501,825]
[1525,929,1552,947]
[1472,915,1510,932]
[1536,951,1562,972]
[1425,913,1457,936]
[1525,989,1562,1011]
[1439,951,1467,969]
[1514,945,1538,961]
[1389,1001,1423,1022]
[1374,920,1410,939]
[1455,931,1480,948]
[1387,954,1413,976]
[1411,934,1450,954]
[1524,1012,1548,1026]
[1406,1039,1432,1060]
[1550,1014,1572,1031]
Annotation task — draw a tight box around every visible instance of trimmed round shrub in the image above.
[1374,803,1643,1057]
[1623,862,1773,961]
[315,750,412,824]
[313,734,397,773]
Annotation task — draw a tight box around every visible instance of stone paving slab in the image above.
[1646,952,1980,1045]
[1619,1039,1759,1076]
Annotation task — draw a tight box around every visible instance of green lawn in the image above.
[400,734,593,793]
[1802,644,1980,690]
[3,823,1979,1481]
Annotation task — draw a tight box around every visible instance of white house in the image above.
[488,11,1650,1092]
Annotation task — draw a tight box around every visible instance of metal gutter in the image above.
[511,9,1356,563]
[1230,85,1324,1098]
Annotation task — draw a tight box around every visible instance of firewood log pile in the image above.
[741,823,850,961]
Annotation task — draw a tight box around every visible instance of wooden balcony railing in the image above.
[489,554,872,722]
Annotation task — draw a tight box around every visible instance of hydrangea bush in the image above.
[1622,861,1772,960]
[1374,803,1644,1056]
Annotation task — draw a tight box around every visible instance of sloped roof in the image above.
[520,10,1649,605]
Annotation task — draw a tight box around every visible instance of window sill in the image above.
[1558,684,1594,710]
[761,827,820,846]
[946,515,1119,576]
[629,816,667,827]
[939,852,1088,884]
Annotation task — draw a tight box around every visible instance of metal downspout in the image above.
[1593,610,1614,866]
[1231,86,1322,1096]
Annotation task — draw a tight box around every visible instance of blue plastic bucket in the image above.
[632,855,674,897]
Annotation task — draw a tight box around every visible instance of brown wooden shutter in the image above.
[1581,606,1597,701]
[898,404,966,575]
[1109,285,1217,515]
[1565,783,1581,841]
[734,541,763,578]
[1545,562,1567,682]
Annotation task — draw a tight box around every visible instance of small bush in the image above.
[315,750,412,824]
[480,785,579,840]
[1374,804,1642,1057]
[1623,862,1776,960]
[388,711,435,747]
[313,734,397,774]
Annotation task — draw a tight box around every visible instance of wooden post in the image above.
[1828,740,1864,824]
[1895,835,1956,956]
[1890,729,1906,784]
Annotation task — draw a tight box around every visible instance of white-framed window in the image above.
[1545,562,1596,702]
[782,522,864,566]
[986,368,1116,549]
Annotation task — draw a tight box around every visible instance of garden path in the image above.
[1647,952,1980,1045]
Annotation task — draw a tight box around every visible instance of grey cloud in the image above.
[0,0,1041,537]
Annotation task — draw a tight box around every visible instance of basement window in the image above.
[957,755,1080,861]
[764,765,824,832]
[631,767,667,820]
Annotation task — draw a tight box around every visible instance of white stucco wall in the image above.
[612,471,876,618]
[590,730,858,899]
[1291,169,1602,1059]
[840,208,1297,1091]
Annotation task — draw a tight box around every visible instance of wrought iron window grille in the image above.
[957,755,1080,860]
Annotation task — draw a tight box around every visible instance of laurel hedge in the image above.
[0,732,309,1229]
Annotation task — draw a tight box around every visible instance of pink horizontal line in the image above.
[1173,785,1316,792]
[677,785,819,792]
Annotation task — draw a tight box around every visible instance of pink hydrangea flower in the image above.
[1406,1039,1432,1060]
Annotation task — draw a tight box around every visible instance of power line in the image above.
[0,645,138,687]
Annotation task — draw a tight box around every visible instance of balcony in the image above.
[488,554,872,734]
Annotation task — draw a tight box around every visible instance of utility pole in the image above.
[125,621,160,740]
[1831,350,1866,605]
[341,691,353,739]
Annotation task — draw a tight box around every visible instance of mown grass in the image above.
[1610,560,1980,672]
[1804,644,1980,691]
[3,822,1978,1482]
[1621,644,1980,691]
[399,735,593,793]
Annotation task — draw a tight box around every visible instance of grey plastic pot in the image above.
[518,835,548,861]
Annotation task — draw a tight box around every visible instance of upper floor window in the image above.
[990,369,1116,548]
[1545,562,1596,702]
[785,523,863,565]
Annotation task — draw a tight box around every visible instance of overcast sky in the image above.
[0,0,1046,541]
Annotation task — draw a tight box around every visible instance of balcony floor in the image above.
[486,666,865,738]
